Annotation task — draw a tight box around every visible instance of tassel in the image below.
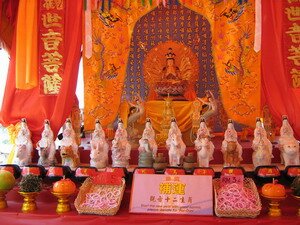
[149,0,152,5]
[238,0,247,5]
[254,0,261,52]
[108,0,112,10]
[142,0,145,6]
[84,0,87,10]
[101,0,105,11]
[85,0,93,59]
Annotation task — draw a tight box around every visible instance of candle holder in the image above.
[261,194,286,217]
[0,190,9,209]
[18,191,39,213]
[52,192,73,213]
[292,195,300,216]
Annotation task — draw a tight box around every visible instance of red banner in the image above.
[283,0,300,88]
[39,0,65,95]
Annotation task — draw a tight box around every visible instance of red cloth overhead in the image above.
[0,0,19,53]
[0,0,83,143]
[261,0,300,139]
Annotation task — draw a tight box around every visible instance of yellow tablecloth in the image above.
[120,100,195,133]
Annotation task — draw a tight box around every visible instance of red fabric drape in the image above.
[0,0,19,53]
[0,0,83,143]
[261,0,300,139]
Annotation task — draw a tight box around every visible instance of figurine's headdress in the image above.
[282,115,288,121]
[166,47,175,60]
[146,118,151,123]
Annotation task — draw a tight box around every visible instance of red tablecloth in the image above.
[1,186,299,225]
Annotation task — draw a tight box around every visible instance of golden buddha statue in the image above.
[155,48,188,98]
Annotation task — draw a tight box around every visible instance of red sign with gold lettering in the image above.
[256,167,280,178]
[134,168,156,174]
[22,167,41,176]
[39,0,65,95]
[283,0,300,88]
[193,168,215,177]
[92,172,123,185]
[286,166,300,177]
[164,168,186,175]
[47,167,64,177]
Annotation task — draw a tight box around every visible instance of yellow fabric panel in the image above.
[119,101,130,128]
[83,5,157,131]
[144,101,193,132]
[15,0,38,89]
[186,0,261,127]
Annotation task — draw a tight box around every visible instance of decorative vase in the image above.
[18,191,39,213]
[0,190,9,209]
[292,194,300,216]
[183,152,197,172]
[153,153,168,171]
[138,152,154,167]
[261,194,286,217]
[52,192,72,213]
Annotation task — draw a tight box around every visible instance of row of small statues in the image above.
[10,115,300,170]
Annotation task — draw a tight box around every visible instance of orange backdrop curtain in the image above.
[261,0,300,139]
[0,0,83,143]
[83,0,261,131]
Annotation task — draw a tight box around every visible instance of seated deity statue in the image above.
[60,118,80,170]
[278,115,300,166]
[166,118,186,167]
[90,119,109,169]
[221,119,243,167]
[36,120,57,166]
[252,118,273,168]
[194,119,214,167]
[111,119,131,167]
[155,48,188,97]
[138,118,158,158]
[13,118,33,166]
